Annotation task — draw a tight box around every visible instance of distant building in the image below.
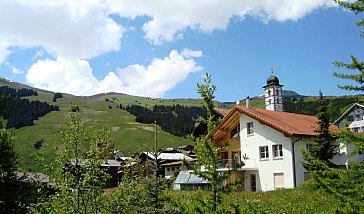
[334,103,364,133]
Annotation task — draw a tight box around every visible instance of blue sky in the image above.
[0,1,363,101]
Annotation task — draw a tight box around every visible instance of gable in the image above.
[334,103,364,125]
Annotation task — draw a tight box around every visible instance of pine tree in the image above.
[0,118,38,213]
[333,1,364,91]
[303,91,338,171]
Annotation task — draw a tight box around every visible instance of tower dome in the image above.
[266,75,279,85]
[264,74,283,88]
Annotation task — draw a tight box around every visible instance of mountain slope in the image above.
[0,80,194,171]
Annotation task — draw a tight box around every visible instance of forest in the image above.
[283,96,358,122]
[121,104,207,137]
[0,86,59,129]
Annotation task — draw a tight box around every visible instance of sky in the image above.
[0,0,363,102]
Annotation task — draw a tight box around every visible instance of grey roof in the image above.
[69,159,121,167]
[141,152,193,161]
[174,173,210,184]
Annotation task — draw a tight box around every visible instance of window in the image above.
[347,115,354,122]
[247,122,254,135]
[273,144,283,158]
[352,127,359,133]
[259,146,269,159]
[306,143,312,151]
[231,124,240,138]
[273,173,284,189]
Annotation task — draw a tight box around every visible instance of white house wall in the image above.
[240,114,294,191]
[292,138,313,186]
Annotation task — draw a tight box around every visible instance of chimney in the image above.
[246,96,250,108]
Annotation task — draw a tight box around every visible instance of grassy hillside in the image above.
[0,80,195,172]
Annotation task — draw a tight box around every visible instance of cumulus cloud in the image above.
[107,0,335,44]
[0,0,123,59]
[26,49,203,97]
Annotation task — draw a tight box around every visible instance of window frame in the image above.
[259,145,269,160]
[272,144,283,159]
[247,122,254,136]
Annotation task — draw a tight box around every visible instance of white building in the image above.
[213,105,348,191]
[211,74,363,192]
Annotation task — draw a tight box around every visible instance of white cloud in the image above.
[181,48,203,59]
[11,66,24,75]
[0,41,10,64]
[0,0,123,59]
[107,0,336,45]
[26,49,203,97]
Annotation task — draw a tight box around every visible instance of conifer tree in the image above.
[0,118,37,213]
[333,1,364,91]
[303,91,337,171]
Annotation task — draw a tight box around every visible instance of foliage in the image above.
[36,113,113,214]
[0,118,39,213]
[163,188,339,213]
[104,160,151,213]
[189,73,242,212]
[52,93,63,102]
[122,104,206,137]
[283,96,358,122]
[71,105,80,112]
[34,139,44,149]
[302,91,338,171]
[332,0,364,91]
[308,2,364,212]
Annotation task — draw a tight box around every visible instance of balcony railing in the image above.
[218,158,257,170]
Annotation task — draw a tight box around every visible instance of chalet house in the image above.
[334,103,364,133]
[68,159,122,187]
[135,151,194,178]
[212,73,364,192]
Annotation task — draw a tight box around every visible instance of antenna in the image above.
[270,65,274,75]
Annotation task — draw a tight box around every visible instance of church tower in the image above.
[263,72,283,112]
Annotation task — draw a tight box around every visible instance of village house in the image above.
[135,150,194,178]
[212,73,364,191]
[334,103,364,133]
[175,73,364,192]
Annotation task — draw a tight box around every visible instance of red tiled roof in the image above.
[220,105,340,137]
[213,108,231,117]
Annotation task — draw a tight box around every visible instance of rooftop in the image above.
[214,105,340,140]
